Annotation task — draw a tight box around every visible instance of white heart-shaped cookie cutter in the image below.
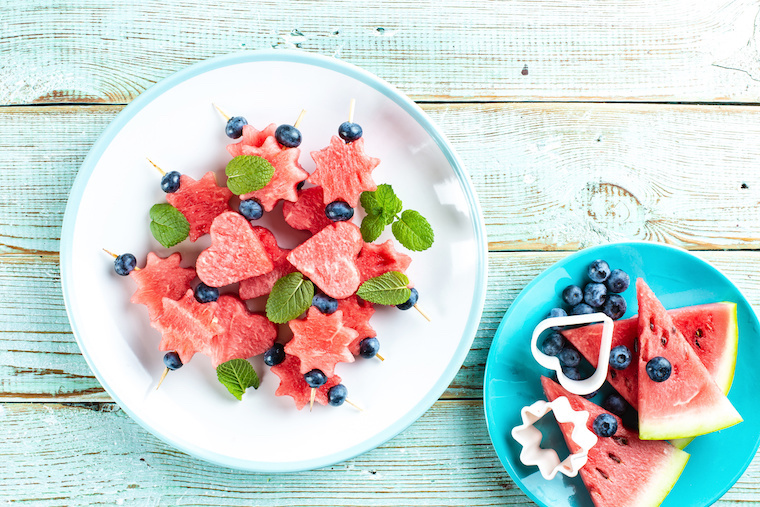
[531,313,614,395]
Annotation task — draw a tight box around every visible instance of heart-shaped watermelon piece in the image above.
[165,172,233,242]
[285,307,357,377]
[308,136,380,207]
[356,239,412,284]
[204,295,277,366]
[271,354,342,410]
[196,212,274,287]
[130,252,197,321]
[282,186,332,235]
[238,226,297,300]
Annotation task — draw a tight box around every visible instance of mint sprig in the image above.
[359,184,434,251]
[149,203,190,248]
[225,155,275,195]
[356,271,411,305]
[265,272,315,323]
[216,359,260,401]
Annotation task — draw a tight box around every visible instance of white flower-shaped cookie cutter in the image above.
[531,313,614,395]
[511,396,598,480]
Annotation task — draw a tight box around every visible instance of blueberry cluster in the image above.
[551,259,630,321]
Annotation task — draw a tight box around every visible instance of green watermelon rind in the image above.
[626,448,690,507]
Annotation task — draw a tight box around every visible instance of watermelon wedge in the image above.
[205,295,277,366]
[561,302,738,411]
[308,136,380,207]
[285,307,357,376]
[271,354,342,410]
[542,376,689,507]
[165,172,233,242]
[238,226,297,300]
[282,186,332,235]
[356,239,412,284]
[130,252,196,321]
[636,279,742,440]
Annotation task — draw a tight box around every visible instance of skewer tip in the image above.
[376,353,385,362]
[102,248,118,259]
[345,398,363,412]
[414,303,431,322]
[146,158,166,176]
[213,103,231,121]
[294,109,307,129]
[348,98,356,123]
[309,387,316,412]
[156,367,170,390]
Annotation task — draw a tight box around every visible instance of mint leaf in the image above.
[374,184,403,225]
[225,155,275,195]
[360,190,383,217]
[360,214,385,243]
[357,271,411,305]
[149,203,189,248]
[392,210,434,251]
[266,272,315,323]
[216,359,260,401]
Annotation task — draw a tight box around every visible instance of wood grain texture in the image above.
[0,401,757,506]
[2,103,760,255]
[3,0,760,104]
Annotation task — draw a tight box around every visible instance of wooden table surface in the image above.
[3,1,760,505]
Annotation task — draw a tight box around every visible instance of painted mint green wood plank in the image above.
[2,0,760,103]
[3,104,760,254]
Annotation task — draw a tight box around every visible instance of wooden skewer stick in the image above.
[147,158,165,176]
[309,387,317,412]
[376,353,385,362]
[348,98,356,123]
[213,103,231,121]
[102,248,140,270]
[414,303,431,322]
[294,109,307,129]
[155,367,170,390]
[345,399,363,412]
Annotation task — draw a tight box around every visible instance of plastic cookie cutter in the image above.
[531,312,614,395]
[511,396,598,480]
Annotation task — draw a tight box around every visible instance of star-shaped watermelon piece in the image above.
[240,138,309,211]
[226,124,278,157]
[238,226,297,300]
[271,354,342,410]
[285,307,357,376]
[204,295,278,366]
[356,239,412,284]
[150,290,223,365]
[282,186,333,235]
[308,136,379,208]
[130,252,197,321]
[166,171,233,242]
[337,296,377,355]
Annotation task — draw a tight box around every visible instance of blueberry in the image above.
[548,307,567,319]
[113,253,137,276]
[609,345,632,370]
[646,356,672,382]
[562,366,582,381]
[559,347,581,368]
[603,294,627,320]
[313,293,338,314]
[239,199,264,220]
[397,288,419,310]
[160,171,181,193]
[593,413,618,437]
[588,259,611,283]
[163,351,183,370]
[325,201,354,222]
[225,116,248,139]
[327,384,348,406]
[541,332,564,356]
[582,389,600,400]
[263,343,286,367]
[338,122,363,142]
[194,282,219,303]
[296,180,306,191]
[602,393,627,417]
[570,303,594,315]
[584,282,607,308]
[359,337,380,359]
[304,369,327,388]
[562,285,583,306]
[275,124,302,147]
[605,269,630,293]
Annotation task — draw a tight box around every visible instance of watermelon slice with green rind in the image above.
[542,376,689,507]
[308,136,379,208]
[271,354,342,410]
[205,295,277,366]
[636,279,742,440]
[238,226,297,300]
[130,252,196,321]
[165,172,233,242]
[285,307,357,376]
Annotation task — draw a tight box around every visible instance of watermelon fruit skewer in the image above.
[146,158,182,194]
[102,248,141,275]
[213,103,249,139]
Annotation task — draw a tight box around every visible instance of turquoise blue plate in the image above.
[484,242,760,507]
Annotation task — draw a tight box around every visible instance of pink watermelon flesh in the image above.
[635,279,742,440]
[356,239,412,284]
[205,295,277,366]
[282,186,332,235]
[286,221,364,299]
[238,226,297,299]
[308,136,380,208]
[337,295,377,355]
[165,172,233,242]
[151,290,223,364]
[271,354,342,410]
[561,302,738,410]
[285,307,357,376]
[196,212,274,287]
[130,252,196,321]
[226,124,277,156]
[542,376,689,507]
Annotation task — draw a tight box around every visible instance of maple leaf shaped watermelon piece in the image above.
[282,186,333,235]
[356,239,412,284]
[204,295,277,366]
[308,136,380,208]
[271,354,342,410]
[151,290,223,365]
[165,171,233,242]
[238,226,297,300]
[226,124,278,156]
[129,252,197,321]
[285,307,357,376]
[337,296,377,355]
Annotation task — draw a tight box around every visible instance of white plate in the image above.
[61,50,487,471]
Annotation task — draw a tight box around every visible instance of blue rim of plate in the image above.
[60,50,488,472]
[483,241,760,506]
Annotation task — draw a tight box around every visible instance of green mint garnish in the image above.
[216,359,260,401]
[359,184,434,250]
[149,203,190,248]
[225,155,275,195]
[356,271,412,306]
[392,210,434,251]
[265,272,315,323]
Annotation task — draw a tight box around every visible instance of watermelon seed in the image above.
[611,436,629,446]
[695,328,703,337]
[608,453,622,464]
[595,468,610,481]
[649,321,655,331]
[661,336,668,346]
